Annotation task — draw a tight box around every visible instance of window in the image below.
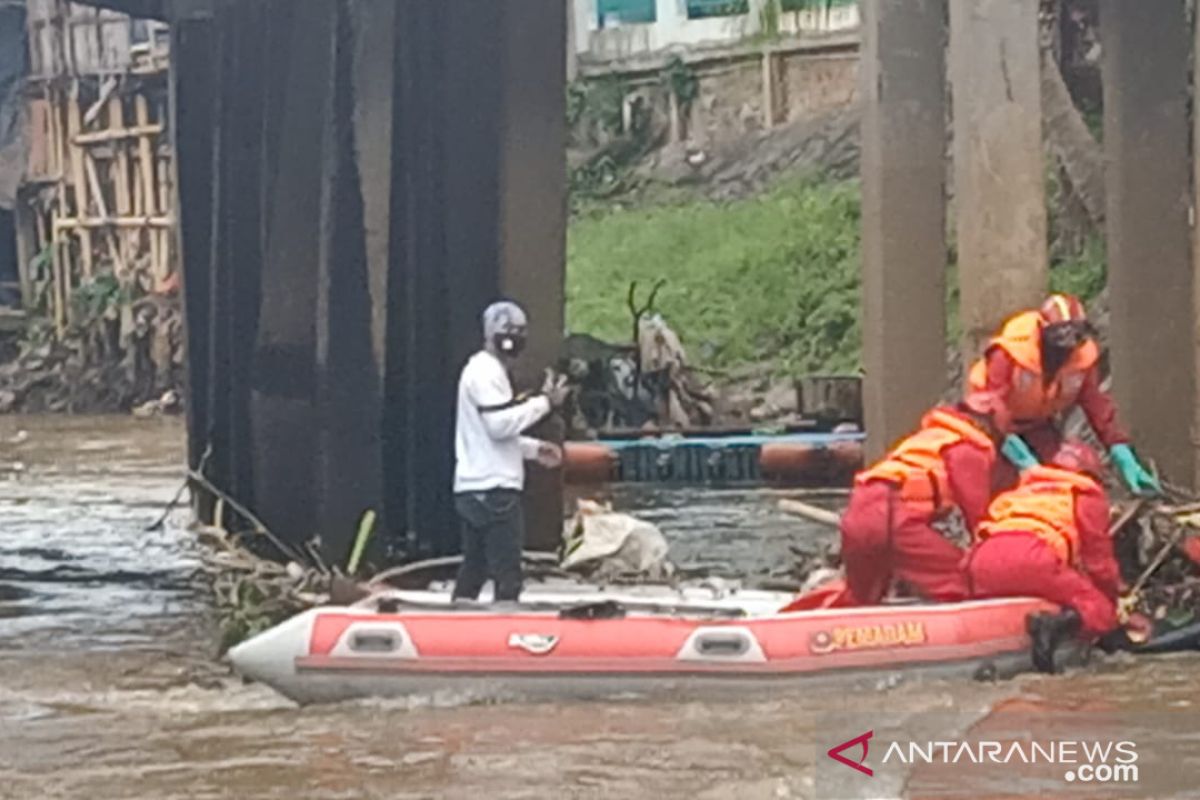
[598,0,657,26]
[686,0,750,19]
[781,0,857,11]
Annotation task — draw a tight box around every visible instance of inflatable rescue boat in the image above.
[229,584,1057,705]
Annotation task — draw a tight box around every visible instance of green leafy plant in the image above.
[71,270,124,323]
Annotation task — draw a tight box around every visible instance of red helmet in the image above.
[1051,439,1104,479]
[961,392,1010,435]
[1039,294,1088,326]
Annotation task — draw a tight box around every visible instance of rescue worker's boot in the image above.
[1027,608,1082,674]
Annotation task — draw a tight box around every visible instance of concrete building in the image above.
[573,0,860,64]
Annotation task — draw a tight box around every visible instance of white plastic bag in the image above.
[561,499,672,579]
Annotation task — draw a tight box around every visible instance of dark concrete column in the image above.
[1102,0,1194,486]
[311,0,392,563]
[951,0,1048,359]
[211,0,269,509]
[498,0,568,550]
[169,7,216,481]
[248,1,334,545]
[349,0,394,391]
[859,0,947,460]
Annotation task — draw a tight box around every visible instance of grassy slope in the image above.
[567,177,1105,376]
[568,178,862,375]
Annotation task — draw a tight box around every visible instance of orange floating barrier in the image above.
[760,439,863,485]
[562,442,618,484]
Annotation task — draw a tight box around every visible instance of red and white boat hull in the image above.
[229,597,1058,705]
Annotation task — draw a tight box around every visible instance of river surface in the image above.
[0,416,1197,799]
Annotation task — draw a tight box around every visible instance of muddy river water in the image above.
[1,416,1198,799]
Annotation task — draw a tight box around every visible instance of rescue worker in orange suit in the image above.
[964,441,1128,673]
[836,395,1008,607]
[966,293,1160,497]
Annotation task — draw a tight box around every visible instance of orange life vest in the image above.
[967,311,1100,429]
[975,465,1105,566]
[857,408,995,515]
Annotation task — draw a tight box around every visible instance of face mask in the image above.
[494,334,526,358]
[1043,322,1084,351]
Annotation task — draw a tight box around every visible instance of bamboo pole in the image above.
[74,123,164,145]
[48,81,69,326]
[87,152,128,277]
[109,95,132,270]
[136,95,161,276]
[66,82,93,278]
[52,229,65,333]
[157,152,171,279]
[132,156,145,272]
[83,152,108,219]
[135,94,157,215]
[53,216,176,229]
[778,498,842,528]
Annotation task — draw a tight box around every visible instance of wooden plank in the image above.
[46,88,59,177]
[26,100,50,178]
[99,12,132,72]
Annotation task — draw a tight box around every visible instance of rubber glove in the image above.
[1110,444,1161,496]
[1001,434,1039,472]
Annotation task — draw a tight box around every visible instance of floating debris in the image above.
[1112,493,1200,642]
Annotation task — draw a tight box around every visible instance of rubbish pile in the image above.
[560,280,714,433]
[1112,494,1200,642]
[196,521,329,653]
[560,499,673,582]
[0,289,184,414]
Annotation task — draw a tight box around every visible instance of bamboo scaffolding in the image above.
[18,1,177,328]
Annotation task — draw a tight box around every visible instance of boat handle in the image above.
[349,630,403,653]
[695,632,751,657]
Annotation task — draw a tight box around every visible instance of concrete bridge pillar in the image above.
[950,0,1048,361]
[860,0,947,459]
[1102,0,1194,486]
[172,0,567,562]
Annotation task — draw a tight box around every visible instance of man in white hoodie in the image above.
[452,300,568,602]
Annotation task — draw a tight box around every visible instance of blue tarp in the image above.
[598,431,865,451]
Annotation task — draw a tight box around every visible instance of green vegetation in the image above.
[566,178,1107,377]
[568,177,862,375]
[1049,234,1106,301]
